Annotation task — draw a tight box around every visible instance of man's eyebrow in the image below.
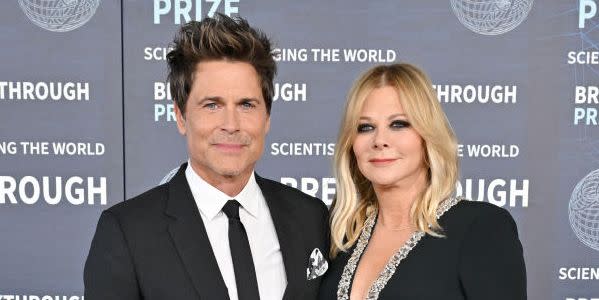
[199,96,223,102]
[238,97,260,102]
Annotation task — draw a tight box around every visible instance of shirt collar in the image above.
[185,161,262,221]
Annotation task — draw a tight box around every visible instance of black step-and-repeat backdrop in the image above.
[1,0,598,299]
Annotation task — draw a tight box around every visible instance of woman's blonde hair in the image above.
[330,63,458,257]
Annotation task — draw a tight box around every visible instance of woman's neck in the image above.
[373,172,427,228]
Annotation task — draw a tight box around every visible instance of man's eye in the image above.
[357,124,374,133]
[241,101,256,109]
[204,102,218,110]
[390,120,410,129]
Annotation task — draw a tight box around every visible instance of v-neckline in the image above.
[348,213,379,299]
[337,196,462,300]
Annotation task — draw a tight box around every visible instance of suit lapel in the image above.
[165,163,229,300]
[256,174,306,300]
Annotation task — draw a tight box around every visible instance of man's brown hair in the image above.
[167,13,276,114]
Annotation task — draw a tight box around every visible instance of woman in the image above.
[318,64,526,300]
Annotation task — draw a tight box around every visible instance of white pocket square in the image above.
[306,247,328,280]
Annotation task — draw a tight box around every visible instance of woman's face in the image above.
[352,86,427,189]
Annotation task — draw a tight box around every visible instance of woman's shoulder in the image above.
[447,198,511,218]
[440,198,517,236]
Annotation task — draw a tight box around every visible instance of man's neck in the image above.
[189,163,253,197]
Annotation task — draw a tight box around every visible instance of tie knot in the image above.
[222,199,241,220]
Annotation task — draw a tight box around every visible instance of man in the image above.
[84,14,329,300]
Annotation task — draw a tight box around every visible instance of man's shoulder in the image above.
[104,183,170,220]
[257,175,328,213]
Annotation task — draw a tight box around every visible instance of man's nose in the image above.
[221,107,240,133]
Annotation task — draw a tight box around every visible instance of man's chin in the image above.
[213,166,247,178]
[218,170,243,178]
[197,159,255,179]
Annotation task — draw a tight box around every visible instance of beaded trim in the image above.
[336,196,462,300]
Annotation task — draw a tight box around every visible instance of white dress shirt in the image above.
[185,163,287,300]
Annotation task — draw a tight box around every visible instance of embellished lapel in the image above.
[256,174,306,300]
[164,163,230,300]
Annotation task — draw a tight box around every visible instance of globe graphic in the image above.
[450,0,534,35]
[569,169,599,251]
[18,0,101,32]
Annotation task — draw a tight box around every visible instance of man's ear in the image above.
[174,102,186,136]
[265,115,270,134]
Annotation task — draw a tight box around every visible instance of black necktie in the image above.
[222,200,260,300]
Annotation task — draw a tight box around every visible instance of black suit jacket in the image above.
[84,163,329,300]
[318,200,526,300]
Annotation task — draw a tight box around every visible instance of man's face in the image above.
[175,60,270,184]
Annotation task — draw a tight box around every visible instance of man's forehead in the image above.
[194,60,257,74]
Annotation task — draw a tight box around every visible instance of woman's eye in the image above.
[390,120,410,129]
[357,123,374,133]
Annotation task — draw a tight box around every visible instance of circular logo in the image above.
[450,0,534,35]
[18,0,101,32]
[569,169,599,251]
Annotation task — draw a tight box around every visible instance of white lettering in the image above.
[558,267,599,280]
[342,49,396,62]
[51,142,105,156]
[0,295,84,300]
[154,82,172,100]
[311,48,340,62]
[270,142,335,156]
[574,107,599,125]
[0,82,89,101]
[280,177,334,205]
[0,176,107,205]
[575,86,599,104]
[144,47,174,61]
[434,85,517,104]
[273,83,307,102]
[19,176,40,205]
[567,51,599,64]
[0,176,18,204]
[0,142,18,154]
[155,103,176,122]
[273,48,308,62]
[580,0,598,28]
[153,0,240,24]
[465,144,519,158]
[456,179,529,207]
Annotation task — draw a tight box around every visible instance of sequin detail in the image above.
[336,196,463,300]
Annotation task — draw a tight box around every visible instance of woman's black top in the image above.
[318,200,526,300]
